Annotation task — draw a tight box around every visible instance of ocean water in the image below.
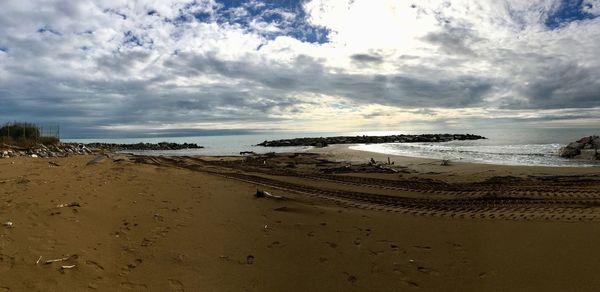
[64,128,600,167]
[349,128,600,167]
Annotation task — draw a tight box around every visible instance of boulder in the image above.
[577,136,593,144]
[575,149,598,160]
[593,137,600,149]
[559,146,580,158]
[560,136,600,159]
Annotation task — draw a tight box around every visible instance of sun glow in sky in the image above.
[0,0,599,137]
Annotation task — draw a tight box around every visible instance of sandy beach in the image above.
[1,147,600,291]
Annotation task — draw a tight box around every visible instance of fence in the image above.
[38,124,60,139]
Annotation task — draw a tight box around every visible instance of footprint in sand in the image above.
[86,260,105,272]
[404,280,419,288]
[168,279,185,291]
[119,259,142,277]
[343,272,357,284]
[267,241,284,248]
[120,282,148,290]
[0,253,15,271]
[325,241,338,248]
[417,266,440,276]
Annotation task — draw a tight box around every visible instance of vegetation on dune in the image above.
[0,122,59,147]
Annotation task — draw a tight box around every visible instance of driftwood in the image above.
[255,190,284,199]
[57,202,81,208]
[44,256,72,264]
[86,155,108,166]
[61,265,76,269]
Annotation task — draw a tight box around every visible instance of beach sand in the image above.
[1,148,600,291]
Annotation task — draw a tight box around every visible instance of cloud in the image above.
[0,0,599,138]
[350,53,384,64]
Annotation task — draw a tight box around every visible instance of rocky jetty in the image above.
[558,136,600,160]
[1,143,94,158]
[1,142,203,159]
[83,142,203,151]
[257,134,486,147]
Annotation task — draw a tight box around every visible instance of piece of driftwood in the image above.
[45,256,70,264]
[255,190,284,199]
[61,265,76,269]
[56,202,80,208]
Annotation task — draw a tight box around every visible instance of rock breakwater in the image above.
[83,142,203,151]
[1,142,203,158]
[257,134,486,147]
[1,143,94,158]
[559,136,600,160]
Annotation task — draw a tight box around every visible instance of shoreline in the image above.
[309,144,600,182]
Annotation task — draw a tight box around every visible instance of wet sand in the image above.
[1,151,600,291]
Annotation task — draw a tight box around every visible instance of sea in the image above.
[64,127,600,167]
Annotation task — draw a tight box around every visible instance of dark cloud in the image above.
[166,52,492,108]
[350,53,384,64]
[423,26,482,56]
[493,54,600,109]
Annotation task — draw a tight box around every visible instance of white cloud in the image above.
[0,0,599,137]
[584,0,600,15]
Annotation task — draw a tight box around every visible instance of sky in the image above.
[0,0,599,138]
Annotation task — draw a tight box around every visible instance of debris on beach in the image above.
[48,161,60,167]
[45,255,76,264]
[61,265,76,269]
[440,159,451,166]
[3,221,13,228]
[86,155,108,166]
[219,255,232,261]
[255,190,284,199]
[56,202,81,208]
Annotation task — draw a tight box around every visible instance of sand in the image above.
[0,148,599,291]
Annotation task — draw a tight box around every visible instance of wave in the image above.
[350,142,600,167]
